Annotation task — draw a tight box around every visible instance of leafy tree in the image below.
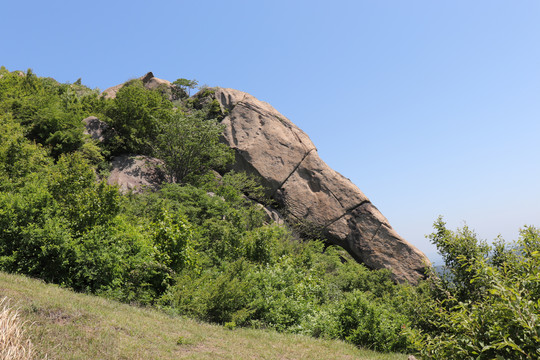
[427,216,490,302]
[153,111,234,183]
[48,153,120,233]
[106,80,173,154]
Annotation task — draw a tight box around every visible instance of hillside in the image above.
[0,271,406,360]
[1,67,539,359]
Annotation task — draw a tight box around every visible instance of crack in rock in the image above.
[272,148,316,198]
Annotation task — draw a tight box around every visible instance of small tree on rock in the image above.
[173,78,199,98]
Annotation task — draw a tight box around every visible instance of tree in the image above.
[106,80,173,155]
[427,216,490,302]
[173,78,199,97]
[153,111,234,183]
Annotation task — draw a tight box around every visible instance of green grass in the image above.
[0,272,409,359]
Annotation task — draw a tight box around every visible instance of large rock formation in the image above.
[99,73,429,283]
[211,87,429,283]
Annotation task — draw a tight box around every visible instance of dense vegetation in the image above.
[0,67,538,359]
[0,272,407,360]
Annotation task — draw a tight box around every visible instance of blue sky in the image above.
[2,1,539,262]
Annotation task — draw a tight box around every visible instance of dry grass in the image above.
[0,272,409,360]
[0,297,33,360]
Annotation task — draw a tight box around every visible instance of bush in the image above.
[0,114,51,186]
[151,209,194,273]
[245,256,326,332]
[167,259,254,324]
[105,80,172,154]
[410,220,540,360]
[335,290,411,352]
[0,70,100,160]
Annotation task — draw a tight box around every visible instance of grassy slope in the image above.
[0,272,408,360]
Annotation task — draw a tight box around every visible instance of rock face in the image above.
[213,87,429,283]
[107,155,165,193]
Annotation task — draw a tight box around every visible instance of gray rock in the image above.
[219,88,316,193]
[82,116,110,143]
[107,155,165,193]
[212,87,430,283]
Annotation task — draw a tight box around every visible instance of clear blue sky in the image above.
[2,1,539,262]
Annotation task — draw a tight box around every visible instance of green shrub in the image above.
[212,171,270,205]
[48,153,120,233]
[410,220,540,360]
[0,70,101,159]
[428,216,491,302]
[167,259,254,324]
[335,290,411,352]
[243,226,287,264]
[105,80,173,154]
[245,256,326,332]
[151,209,194,273]
[0,114,51,186]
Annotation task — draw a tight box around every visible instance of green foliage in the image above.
[245,256,327,332]
[428,216,491,302]
[244,226,286,264]
[168,259,254,324]
[0,69,103,160]
[7,68,540,357]
[153,111,234,183]
[163,235,413,353]
[409,220,540,360]
[0,114,51,187]
[26,105,84,158]
[172,78,199,97]
[152,209,194,272]
[183,88,225,121]
[335,290,411,352]
[215,171,269,204]
[49,153,120,233]
[0,123,170,303]
[105,80,173,154]
[79,138,105,164]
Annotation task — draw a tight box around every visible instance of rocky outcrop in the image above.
[102,72,173,100]
[107,155,165,193]
[99,71,429,282]
[82,116,111,142]
[212,87,429,283]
